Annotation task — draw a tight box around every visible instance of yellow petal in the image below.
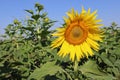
[85,10,97,21]
[69,45,75,61]
[61,41,70,57]
[87,8,91,15]
[83,42,94,56]
[75,45,83,61]
[56,27,66,32]
[80,44,88,58]
[86,38,99,51]
[88,33,102,41]
[63,16,70,24]
[51,37,64,49]
[52,32,64,36]
[81,6,86,14]
[66,12,74,21]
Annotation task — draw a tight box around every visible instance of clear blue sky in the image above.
[0,0,120,34]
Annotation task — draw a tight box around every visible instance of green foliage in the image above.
[29,61,63,80]
[0,3,56,80]
[79,60,115,80]
[0,3,120,80]
[94,22,120,80]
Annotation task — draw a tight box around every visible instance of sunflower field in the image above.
[0,3,120,80]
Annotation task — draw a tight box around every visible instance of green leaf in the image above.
[98,52,114,67]
[114,60,120,70]
[28,61,62,80]
[79,60,115,80]
[31,14,40,21]
[114,46,120,57]
[25,10,34,15]
[79,60,105,75]
[35,3,44,12]
[85,73,115,80]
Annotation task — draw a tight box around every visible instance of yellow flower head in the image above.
[51,7,103,61]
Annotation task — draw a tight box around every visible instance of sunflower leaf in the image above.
[79,60,115,80]
[28,61,62,80]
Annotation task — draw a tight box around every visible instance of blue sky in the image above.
[0,0,120,34]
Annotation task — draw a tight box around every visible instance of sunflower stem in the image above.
[74,59,78,80]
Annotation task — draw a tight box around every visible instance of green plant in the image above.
[0,3,55,80]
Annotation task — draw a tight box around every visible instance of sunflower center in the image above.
[71,26,82,38]
[65,23,88,45]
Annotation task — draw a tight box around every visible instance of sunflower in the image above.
[51,7,103,61]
